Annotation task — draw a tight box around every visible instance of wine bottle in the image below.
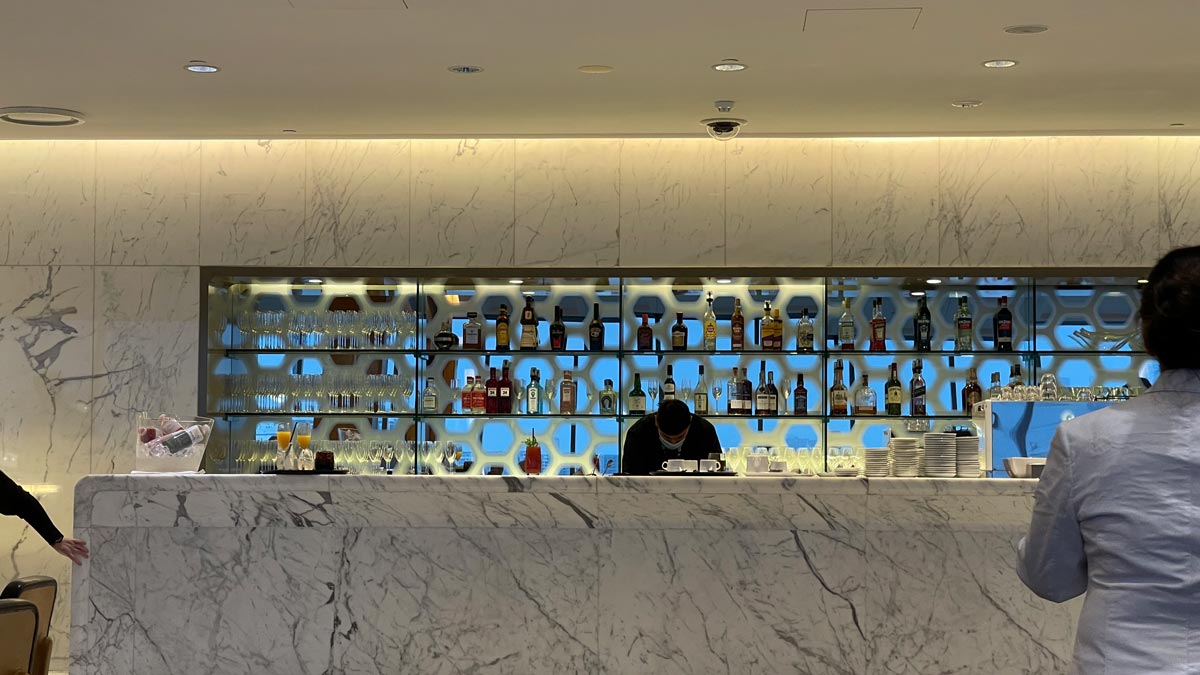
[550,305,566,351]
[588,302,604,351]
[628,373,647,416]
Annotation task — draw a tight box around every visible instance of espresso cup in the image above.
[768,459,789,473]
[744,455,769,474]
[662,458,686,472]
[699,459,721,473]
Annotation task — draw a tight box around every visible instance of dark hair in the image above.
[655,400,692,435]
[1140,246,1200,370]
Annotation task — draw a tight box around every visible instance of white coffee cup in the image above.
[744,454,769,474]
[662,459,698,473]
[768,459,788,473]
[699,458,721,473]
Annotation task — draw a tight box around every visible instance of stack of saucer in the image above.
[864,447,891,477]
[890,437,920,477]
[923,433,958,478]
[956,436,981,478]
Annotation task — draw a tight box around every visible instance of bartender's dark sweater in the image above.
[0,470,63,544]
[621,414,722,475]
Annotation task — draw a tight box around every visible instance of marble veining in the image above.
[95,141,201,265]
[304,139,411,266]
[73,476,1075,675]
[0,141,95,265]
[411,139,515,266]
[1157,136,1200,250]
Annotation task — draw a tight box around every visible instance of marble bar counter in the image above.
[71,475,1078,675]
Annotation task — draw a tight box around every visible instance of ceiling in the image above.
[3,0,1199,138]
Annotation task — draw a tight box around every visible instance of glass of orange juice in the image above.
[276,422,293,451]
[296,422,312,450]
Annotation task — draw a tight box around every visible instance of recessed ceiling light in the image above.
[0,106,85,127]
[303,278,322,284]
[951,100,984,108]
[508,279,524,285]
[577,65,613,74]
[982,59,1019,69]
[448,65,484,74]
[1004,24,1049,35]
[716,278,733,284]
[911,291,927,297]
[1137,278,1150,285]
[712,60,747,72]
[184,61,220,74]
[926,278,944,285]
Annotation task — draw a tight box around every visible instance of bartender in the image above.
[621,399,722,475]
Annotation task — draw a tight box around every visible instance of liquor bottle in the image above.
[636,314,654,352]
[954,297,973,352]
[838,299,856,351]
[462,375,474,413]
[485,367,499,414]
[910,360,927,416]
[963,367,983,409]
[796,308,815,352]
[703,292,717,351]
[755,366,772,417]
[993,296,1014,352]
[463,312,482,350]
[628,373,647,416]
[498,361,513,414]
[793,374,808,415]
[914,297,933,352]
[731,299,745,350]
[727,368,740,415]
[853,373,877,415]
[519,297,539,350]
[588,302,605,351]
[772,309,784,351]
[830,360,849,416]
[766,370,779,415]
[761,301,774,350]
[421,377,439,413]
[987,372,1003,400]
[550,305,566,351]
[144,424,209,456]
[599,379,617,414]
[671,312,688,351]
[740,367,755,416]
[885,363,903,416]
[560,370,578,415]
[694,365,709,415]
[1008,362,1026,391]
[525,368,543,414]
[496,304,510,352]
[473,376,487,413]
[869,299,887,352]
[663,365,677,401]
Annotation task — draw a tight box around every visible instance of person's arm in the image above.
[621,419,653,475]
[0,470,63,545]
[1016,427,1088,602]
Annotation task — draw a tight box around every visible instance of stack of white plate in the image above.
[864,447,891,477]
[956,436,981,478]
[923,433,958,478]
[890,438,920,477]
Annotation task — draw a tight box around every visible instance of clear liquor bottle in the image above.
[421,377,439,413]
[1007,363,1026,391]
[838,298,856,351]
[525,368,544,414]
[694,365,709,415]
[461,375,475,414]
[830,360,849,416]
[853,372,877,415]
[463,312,483,350]
[796,308,815,352]
[599,379,617,414]
[987,372,1003,400]
[702,293,717,351]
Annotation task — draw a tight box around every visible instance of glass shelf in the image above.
[209,411,973,422]
[214,348,422,355]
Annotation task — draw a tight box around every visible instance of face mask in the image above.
[660,435,686,451]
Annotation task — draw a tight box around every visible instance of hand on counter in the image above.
[53,537,90,566]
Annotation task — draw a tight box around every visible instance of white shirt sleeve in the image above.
[1016,426,1089,602]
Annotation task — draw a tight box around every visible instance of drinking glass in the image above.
[711,384,723,411]
[1039,374,1059,401]
[679,379,693,404]
[647,378,659,410]
[295,422,312,453]
[448,378,461,412]
[276,422,293,452]
[781,378,792,410]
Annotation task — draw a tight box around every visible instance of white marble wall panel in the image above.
[864,531,1079,675]
[411,139,515,266]
[866,495,1036,532]
[305,140,410,266]
[91,267,198,474]
[939,138,1050,266]
[0,141,95,265]
[832,139,939,266]
[95,141,201,265]
[69,527,140,675]
[726,138,833,266]
[199,140,306,265]
[600,529,867,675]
[332,528,600,674]
[515,139,620,266]
[618,139,725,266]
[1157,136,1200,250]
[1048,137,1160,266]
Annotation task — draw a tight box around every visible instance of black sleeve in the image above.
[682,417,723,461]
[621,417,658,475]
[0,470,63,545]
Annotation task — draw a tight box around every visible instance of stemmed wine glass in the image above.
[711,383,723,413]
[544,378,557,413]
[781,378,792,413]
[679,379,693,406]
[647,378,660,411]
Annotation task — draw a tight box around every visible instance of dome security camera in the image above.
[701,117,747,141]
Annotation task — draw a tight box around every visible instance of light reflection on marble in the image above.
[1048,136,1160,266]
[0,141,95,265]
[617,139,725,266]
[832,139,939,265]
[91,267,198,474]
[1157,136,1200,251]
[726,138,833,266]
[515,139,620,266]
[199,140,306,265]
[939,137,1050,266]
[411,139,516,266]
[305,140,411,266]
[95,141,201,265]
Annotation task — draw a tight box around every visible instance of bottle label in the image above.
[831,390,848,406]
[464,325,480,347]
[966,391,982,407]
[600,394,616,414]
[528,389,539,410]
[704,322,716,343]
[872,321,885,341]
[798,328,813,350]
[672,331,686,348]
[488,387,498,397]
[756,394,771,412]
[422,395,437,411]
[917,320,931,340]
[500,387,511,398]
[663,383,676,396]
[768,394,778,411]
[732,325,744,347]
[497,325,509,345]
[629,395,646,413]
[590,326,603,340]
[839,325,854,346]
[694,393,708,414]
[886,387,902,404]
[957,319,973,335]
[794,393,808,414]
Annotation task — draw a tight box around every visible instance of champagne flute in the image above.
[711,383,723,413]
[679,379,693,405]
[647,378,659,411]
[781,378,792,412]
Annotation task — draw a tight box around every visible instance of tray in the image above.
[650,470,738,477]
[269,469,351,475]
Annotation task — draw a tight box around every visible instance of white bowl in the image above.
[1004,457,1046,478]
